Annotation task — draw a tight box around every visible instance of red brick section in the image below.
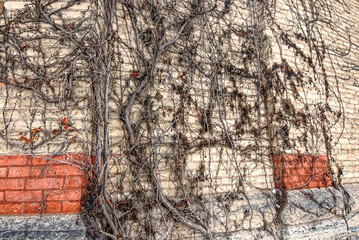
[0,154,88,215]
[274,154,332,190]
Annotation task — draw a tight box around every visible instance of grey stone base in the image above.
[0,214,86,240]
[281,183,359,240]
[0,184,358,239]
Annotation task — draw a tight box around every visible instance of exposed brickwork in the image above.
[0,154,87,215]
[0,0,357,239]
[0,204,22,214]
[22,202,62,214]
[274,154,332,190]
[62,201,82,213]
[0,155,29,166]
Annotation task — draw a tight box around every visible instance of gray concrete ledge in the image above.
[0,214,86,240]
[0,184,358,239]
[282,183,359,239]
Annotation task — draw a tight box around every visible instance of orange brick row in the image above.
[0,201,82,214]
[0,154,88,215]
[0,154,87,167]
[274,154,332,190]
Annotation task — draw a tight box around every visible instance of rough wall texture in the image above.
[274,154,332,190]
[0,214,87,239]
[270,0,359,184]
[0,0,358,239]
[0,154,87,215]
[0,0,91,215]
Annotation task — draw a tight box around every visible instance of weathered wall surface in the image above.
[0,0,91,216]
[269,0,359,184]
[0,0,358,239]
[0,214,87,239]
[267,0,359,239]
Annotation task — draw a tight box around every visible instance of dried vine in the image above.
[0,0,358,239]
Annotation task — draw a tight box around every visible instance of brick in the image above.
[47,155,68,165]
[62,201,81,213]
[52,165,83,176]
[314,161,327,168]
[308,180,322,188]
[23,202,62,214]
[0,203,22,214]
[53,154,87,165]
[274,154,332,190]
[297,168,307,176]
[289,175,299,183]
[303,167,314,175]
[0,179,25,190]
[26,178,63,190]
[0,155,29,166]
[69,153,88,163]
[5,191,42,202]
[299,162,312,169]
[8,166,51,178]
[0,192,4,201]
[8,166,30,178]
[45,189,82,201]
[30,154,87,166]
[314,155,328,162]
[298,174,311,183]
[0,168,7,177]
[64,176,85,189]
[286,182,299,189]
[314,167,329,174]
[31,156,51,166]
[28,166,51,178]
[288,168,299,176]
